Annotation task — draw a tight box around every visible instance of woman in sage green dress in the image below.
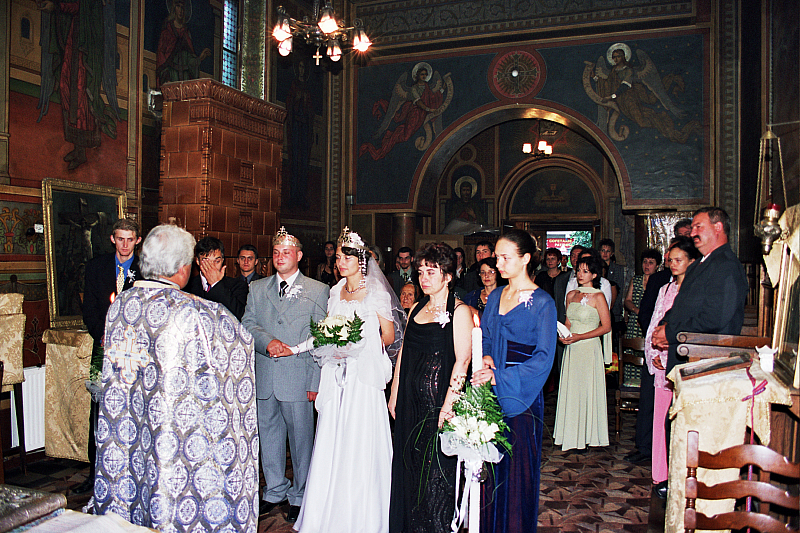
[554,254,612,451]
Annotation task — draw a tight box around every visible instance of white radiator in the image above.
[10,365,46,451]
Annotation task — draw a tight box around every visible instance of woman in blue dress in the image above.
[472,230,557,533]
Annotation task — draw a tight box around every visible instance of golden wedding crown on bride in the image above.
[338,226,368,251]
[273,226,302,248]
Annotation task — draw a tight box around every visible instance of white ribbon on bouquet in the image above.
[440,432,503,533]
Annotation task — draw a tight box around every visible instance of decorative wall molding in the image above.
[162,79,286,124]
[358,0,694,48]
[716,1,740,251]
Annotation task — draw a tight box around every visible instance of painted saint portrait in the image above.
[359,62,454,160]
[446,176,486,227]
[156,0,212,87]
[582,43,701,143]
[37,0,121,170]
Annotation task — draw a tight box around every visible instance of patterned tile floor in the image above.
[3,388,666,532]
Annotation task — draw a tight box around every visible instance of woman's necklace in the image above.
[504,286,534,298]
[425,297,451,327]
[343,283,363,294]
[426,298,446,314]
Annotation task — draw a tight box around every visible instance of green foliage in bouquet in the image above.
[309,312,364,348]
[441,382,512,456]
[89,344,104,382]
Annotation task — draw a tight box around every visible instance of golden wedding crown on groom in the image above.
[273,226,301,248]
[338,227,368,251]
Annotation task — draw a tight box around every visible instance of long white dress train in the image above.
[295,280,394,533]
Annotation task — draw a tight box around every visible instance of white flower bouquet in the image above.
[309,313,366,370]
[440,382,511,458]
[439,382,510,533]
[310,313,364,347]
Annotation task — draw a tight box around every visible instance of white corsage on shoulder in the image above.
[434,310,450,328]
[518,290,534,307]
[285,284,302,300]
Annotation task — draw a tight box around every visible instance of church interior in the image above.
[0,0,798,530]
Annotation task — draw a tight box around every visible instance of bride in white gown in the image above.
[296,227,405,533]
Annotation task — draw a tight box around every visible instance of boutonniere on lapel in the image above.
[285,284,302,300]
[127,270,136,283]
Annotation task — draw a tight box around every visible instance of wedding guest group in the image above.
[652,207,749,371]
[93,224,258,531]
[83,208,752,533]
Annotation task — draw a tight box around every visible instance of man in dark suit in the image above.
[79,218,142,493]
[652,207,749,371]
[461,240,494,292]
[185,237,249,320]
[237,244,263,285]
[388,246,417,296]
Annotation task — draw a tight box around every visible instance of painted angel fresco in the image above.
[37,0,120,170]
[359,62,454,160]
[582,43,700,143]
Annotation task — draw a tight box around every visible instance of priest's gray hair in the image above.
[140,224,196,278]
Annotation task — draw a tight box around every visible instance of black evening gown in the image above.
[389,293,457,533]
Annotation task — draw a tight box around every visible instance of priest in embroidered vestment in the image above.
[93,224,259,532]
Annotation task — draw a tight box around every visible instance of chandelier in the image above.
[272,0,371,65]
[522,140,553,160]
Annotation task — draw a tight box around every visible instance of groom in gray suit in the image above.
[241,227,329,522]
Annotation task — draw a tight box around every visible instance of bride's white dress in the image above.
[295,280,394,533]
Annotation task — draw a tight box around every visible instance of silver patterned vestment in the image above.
[93,282,258,532]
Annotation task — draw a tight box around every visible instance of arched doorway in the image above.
[410,103,626,218]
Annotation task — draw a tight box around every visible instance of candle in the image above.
[472,314,482,375]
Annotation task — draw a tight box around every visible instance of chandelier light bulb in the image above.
[272,16,291,41]
[544,144,553,155]
[537,140,548,151]
[318,4,339,34]
[278,37,293,56]
[327,39,342,61]
[522,143,532,154]
[353,28,372,52]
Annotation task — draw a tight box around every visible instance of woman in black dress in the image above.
[388,243,473,533]
[317,240,338,287]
